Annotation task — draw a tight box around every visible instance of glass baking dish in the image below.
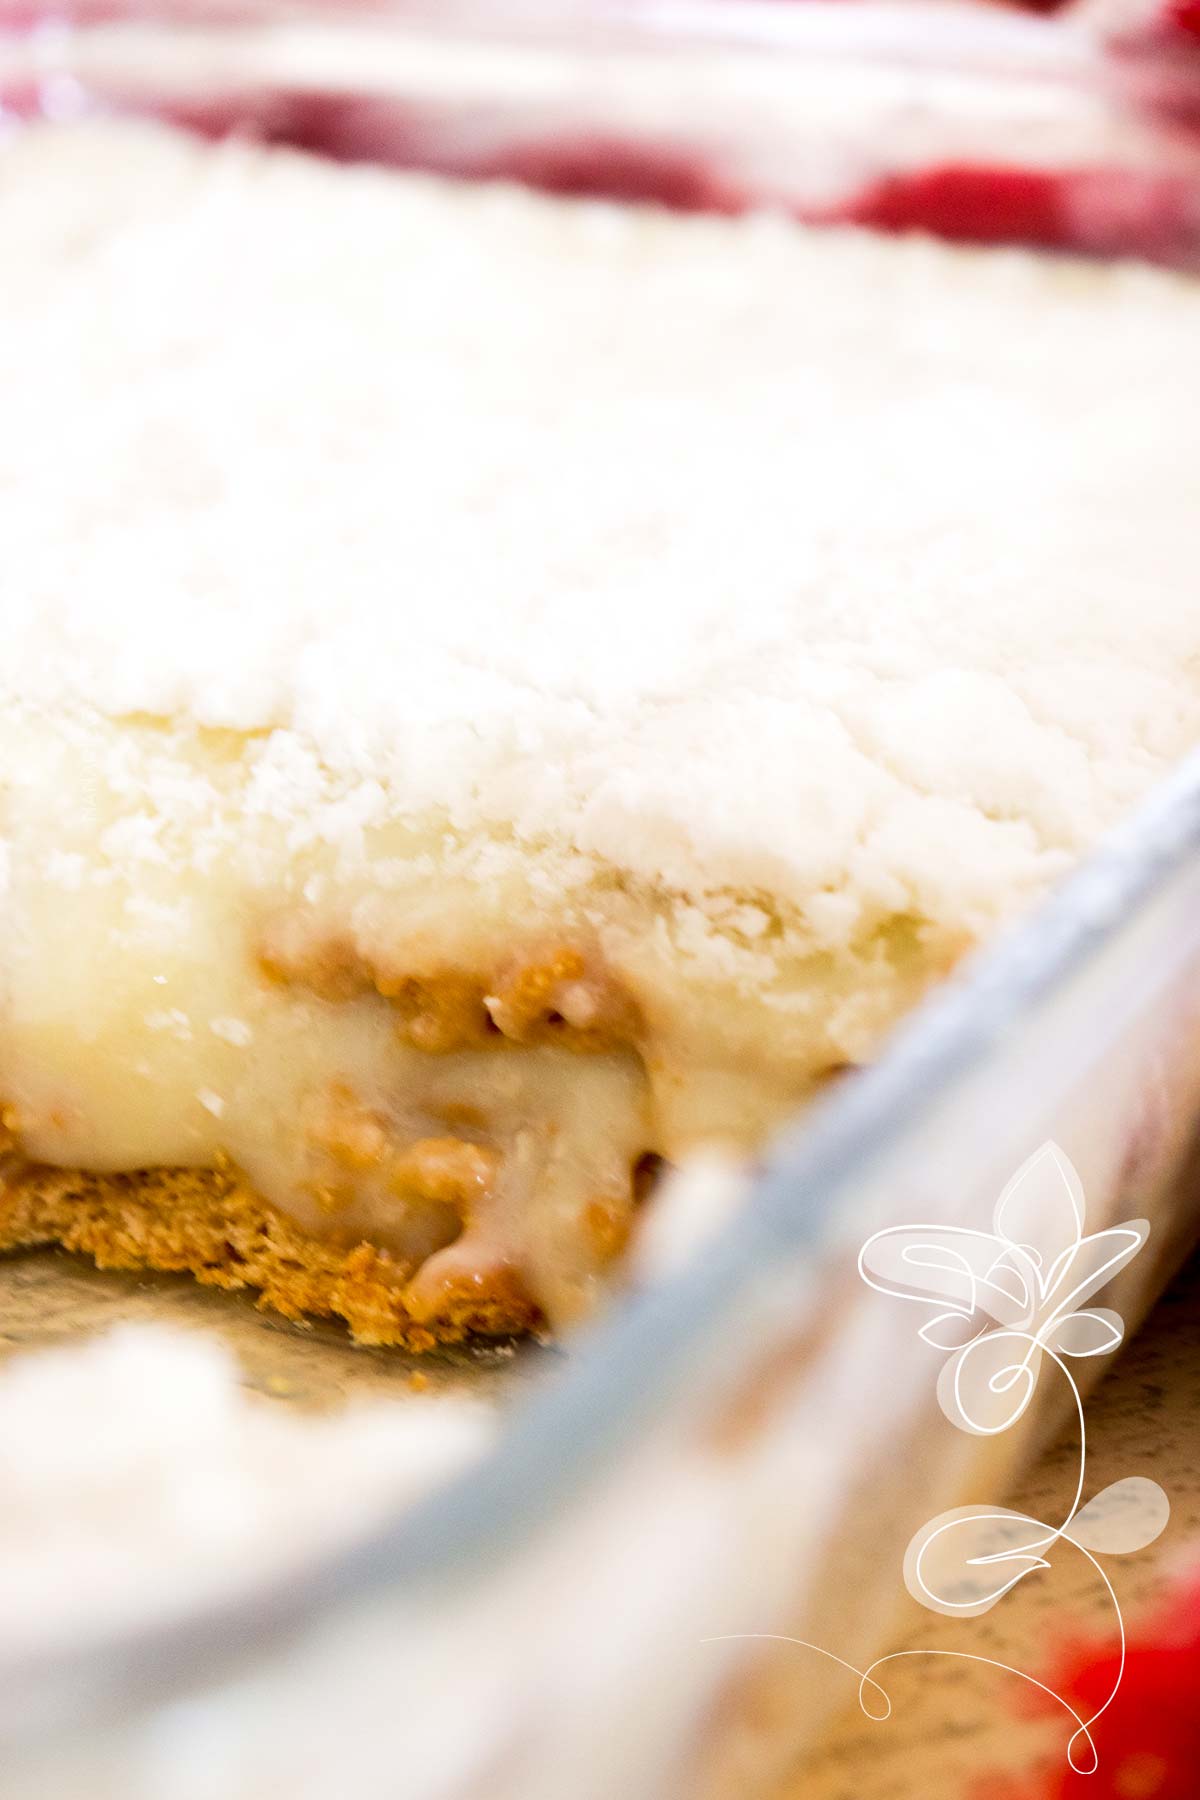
[4,0,1200,261]
[2,4,1200,1796]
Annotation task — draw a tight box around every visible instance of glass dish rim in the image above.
[0,0,1151,133]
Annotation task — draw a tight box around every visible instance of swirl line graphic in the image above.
[707,1142,1169,1773]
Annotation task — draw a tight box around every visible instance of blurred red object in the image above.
[973,1564,1200,1800]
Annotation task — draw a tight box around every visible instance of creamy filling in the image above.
[1,840,789,1331]
[1,955,661,1330]
[0,713,825,1333]
[0,706,894,1331]
[0,867,810,1334]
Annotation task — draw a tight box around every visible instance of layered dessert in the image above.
[2,119,1199,1346]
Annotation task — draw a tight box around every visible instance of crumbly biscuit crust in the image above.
[0,1164,539,1348]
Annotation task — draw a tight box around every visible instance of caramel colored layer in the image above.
[259,930,641,1055]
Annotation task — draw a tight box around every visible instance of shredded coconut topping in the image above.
[3,118,1200,962]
